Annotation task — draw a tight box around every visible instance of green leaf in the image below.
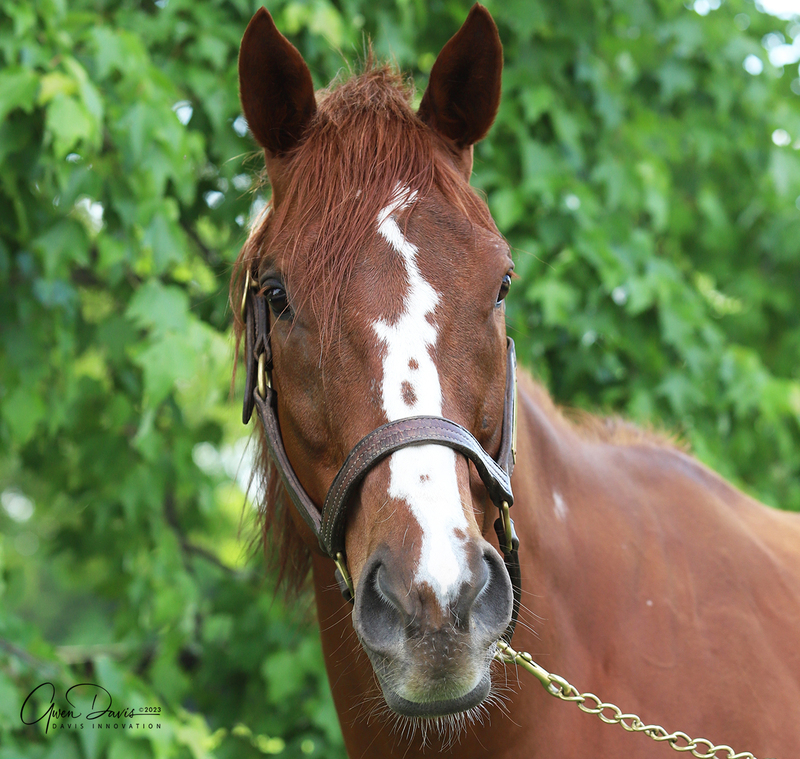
[519,85,553,123]
[0,67,39,122]
[37,71,77,105]
[126,281,190,336]
[32,219,90,279]
[132,331,197,407]
[45,93,98,158]
[490,187,524,229]
[2,385,46,445]
[141,210,186,274]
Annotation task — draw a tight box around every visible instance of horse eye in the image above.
[496,273,512,306]
[265,284,292,320]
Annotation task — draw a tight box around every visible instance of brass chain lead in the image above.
[494,640,769,759]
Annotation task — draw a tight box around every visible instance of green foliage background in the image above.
[1,0,799,757]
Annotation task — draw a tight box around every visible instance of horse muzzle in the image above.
[353,541,512,717]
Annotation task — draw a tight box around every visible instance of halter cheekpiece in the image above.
[241,269,522,643]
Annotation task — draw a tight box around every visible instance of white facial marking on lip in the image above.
[372,187,469,606]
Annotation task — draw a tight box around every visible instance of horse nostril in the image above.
[471,547,513,638]
[353,554,406,656]
[450,553,490,628]
[376,564,403,611]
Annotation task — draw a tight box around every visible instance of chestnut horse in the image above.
[234,5,800,757]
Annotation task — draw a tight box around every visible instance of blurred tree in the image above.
[0,0,798,757]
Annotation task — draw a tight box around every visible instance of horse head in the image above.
[236,4,515,720]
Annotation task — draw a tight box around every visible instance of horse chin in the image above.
[362,638,497,719]
[378,670,492,718]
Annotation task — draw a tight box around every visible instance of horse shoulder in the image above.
[512,378,800,754]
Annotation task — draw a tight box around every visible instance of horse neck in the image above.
[313,371,800,757]
[506,373,656,657]
[498,374,582,651]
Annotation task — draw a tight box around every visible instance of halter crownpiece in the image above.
[241,271,522,642]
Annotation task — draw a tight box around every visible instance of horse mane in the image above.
[517,373,689,451]
[231,57,496,597]
[568,410,689,450]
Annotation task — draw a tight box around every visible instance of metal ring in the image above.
[257,352,270,398]
[501,500,513,553]
[240,269,253,322]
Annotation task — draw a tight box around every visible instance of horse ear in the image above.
[418,4,502,152]
[238,7,317,156]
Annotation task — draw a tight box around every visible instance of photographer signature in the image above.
[20,682,161,734]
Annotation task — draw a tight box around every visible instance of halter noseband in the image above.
[241,270,522,642]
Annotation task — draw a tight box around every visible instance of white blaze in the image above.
[372,188,469,605]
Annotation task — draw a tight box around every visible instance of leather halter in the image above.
[241,272,522,642]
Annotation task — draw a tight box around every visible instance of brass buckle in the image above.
[501,500,513,554]
[334,552,354,599]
